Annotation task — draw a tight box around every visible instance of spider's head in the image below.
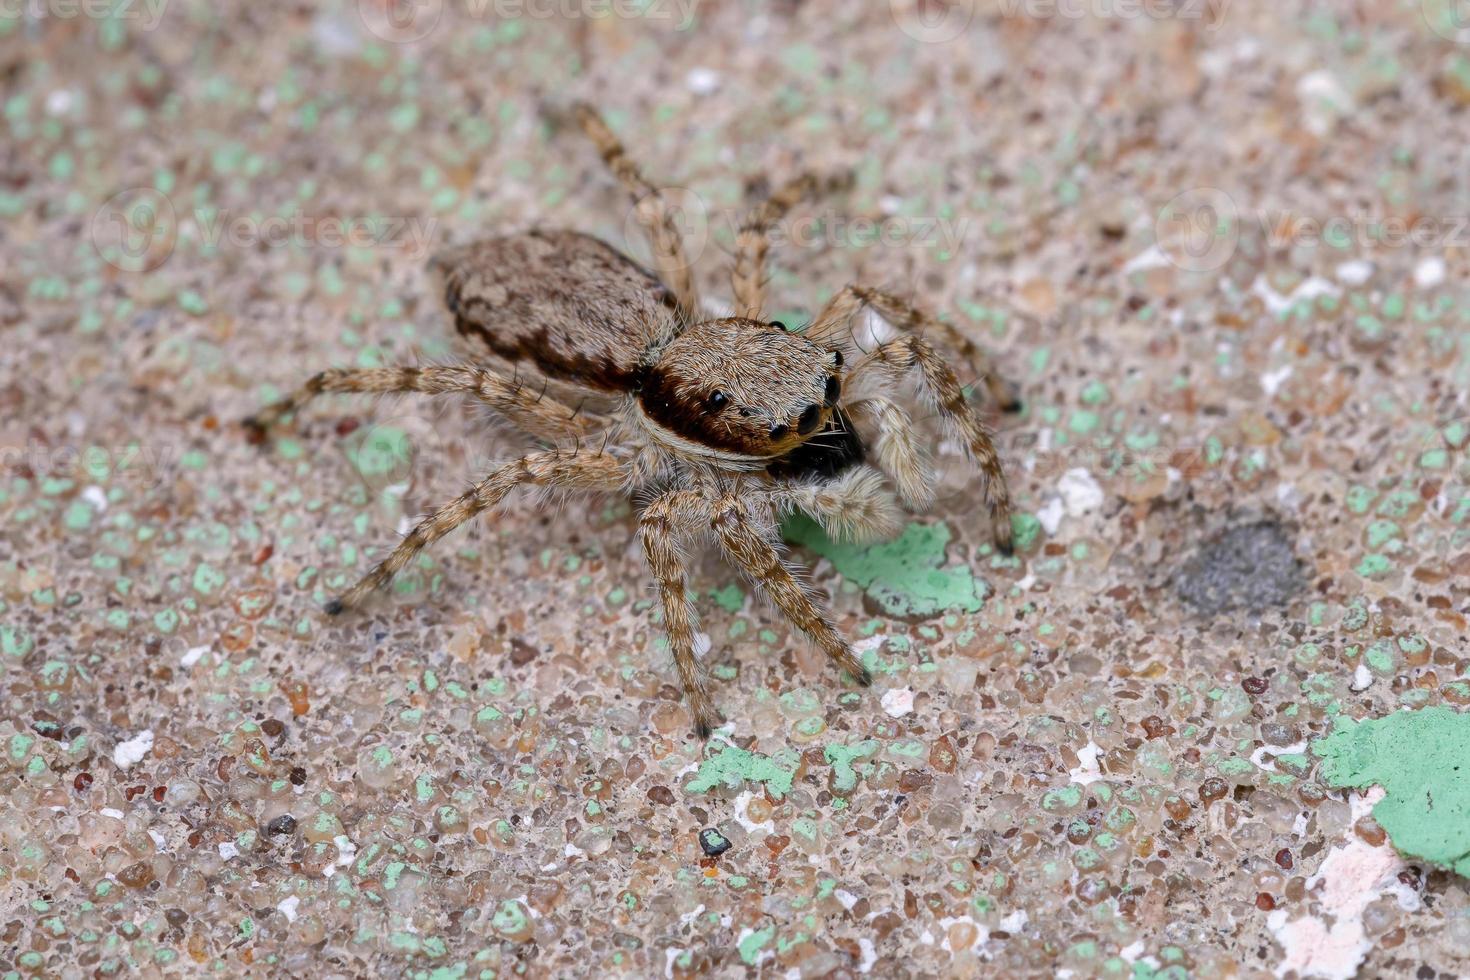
[637,317,845,462]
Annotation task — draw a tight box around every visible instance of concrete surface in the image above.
[3,1,1470,977]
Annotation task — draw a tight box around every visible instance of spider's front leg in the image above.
[759,465,902,544]
[709,494,872,687]
[639,491,720,738]
[329,450,626,614]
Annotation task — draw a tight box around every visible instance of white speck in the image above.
[1122,243,1172,275]
[878,195,903,215]
[46,89,74,115]
[333,835,356,866]
[999,909,1028,933]
[218,842,239,860]
[1252,274,1339,317]
[1068,741,1104,786]
[82,485,108,512]
[1334,260,1373,286]
[881,688,914,717]
[1268,788,1409,980]
[1414,257,1446,289]
[1261,365,1293,397]
[564,842,585,858]
[100,807,124,820]
[677,904,705,929]
[1350,663,1373,692]
[1251,740,1308,772]
[276,896,300,922]
[148,829,168,851]
[1058,468,1104,517]
[1296,70,1354,137]
[733,790,774,834]
[664,947,685,978]
[180,645,210,668]
[113,730,154,769]
[1036,497,1065,535]
[857,937,877,973]
[835,889,860,911]
[1119,940,1146,962]
[685,67,721,95]
[693,632,711,659]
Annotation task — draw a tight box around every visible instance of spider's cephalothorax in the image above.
[245,104,1017,738]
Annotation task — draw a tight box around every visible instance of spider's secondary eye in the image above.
[770,320,787,331]
[707,391,728,411]
[769,422,790,440]
[824,375,841,405]
[832,350,843,366]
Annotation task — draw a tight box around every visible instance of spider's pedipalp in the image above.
[809,284,1016,553]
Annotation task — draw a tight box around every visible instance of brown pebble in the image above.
[1275,848,1293,870]
[898,769,933,793]
[118,861,155,889]
[1198,777,1228,803]
[646,785,674,806]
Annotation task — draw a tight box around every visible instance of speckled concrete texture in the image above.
[4,1,1470,977]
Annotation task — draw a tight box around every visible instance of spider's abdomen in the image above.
[434,231,678,391]
[766,407,865,481]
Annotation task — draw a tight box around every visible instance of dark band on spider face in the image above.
[635,367,772,455]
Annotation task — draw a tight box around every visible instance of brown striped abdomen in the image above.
[433,231,679,391]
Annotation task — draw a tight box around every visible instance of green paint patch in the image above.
[1315,707,1470,876]
[687,743,798,799]
[783,516,985,617]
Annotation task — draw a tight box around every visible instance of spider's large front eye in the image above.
[707,391,728,412]
[824,376,841,406]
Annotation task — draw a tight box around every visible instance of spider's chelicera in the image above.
[245,104,1017,738]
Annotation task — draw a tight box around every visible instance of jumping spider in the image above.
[246,104,1017,738]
